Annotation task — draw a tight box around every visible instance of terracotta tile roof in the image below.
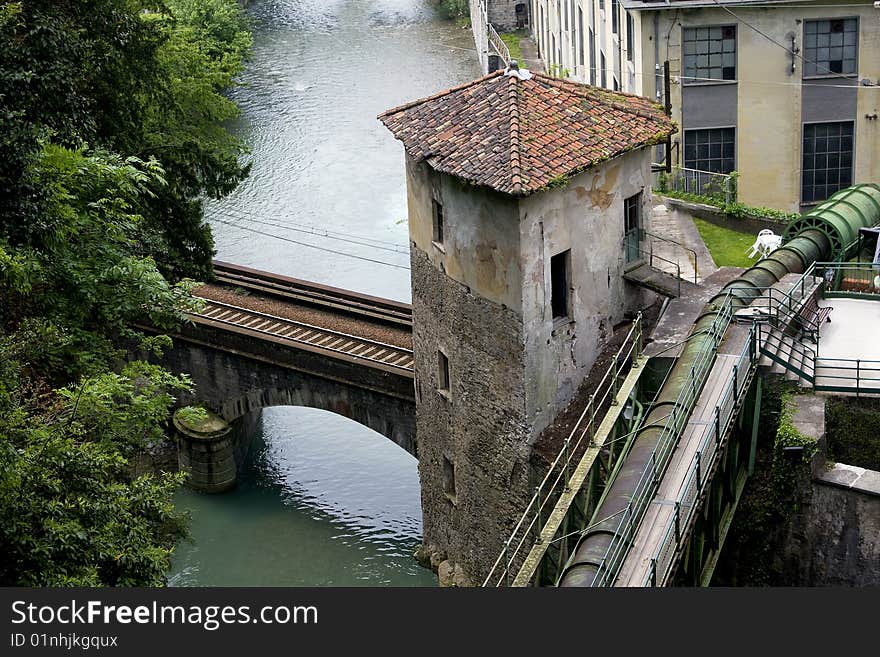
[379,70,676,196]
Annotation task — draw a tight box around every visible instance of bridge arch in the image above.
[217,385,416,456]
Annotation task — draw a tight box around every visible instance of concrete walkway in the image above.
[649,201,718,285]
[517,34,544,73]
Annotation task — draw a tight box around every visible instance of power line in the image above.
[209,217,411,270]
[208,208,410,254]
[707,0,853,78]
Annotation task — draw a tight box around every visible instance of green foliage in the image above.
[0,0,253,280]
[175,405,210,428]
[0,0,251,586]
[433,0,469,20]
[655,170,798,225]
[500,31,527,64]
[547,63,571,79]
[825,397,880,471]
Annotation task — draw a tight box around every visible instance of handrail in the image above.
[487,23,511,65]
[587,291,737,587]
[483,314,643,586]
[643,229,699,284]
[815,357,880,396]
[657,166,734,204]
[645,326,757,586]
[625,240,686,297]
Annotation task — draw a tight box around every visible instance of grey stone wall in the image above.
[788,473,880,586]
[411,247,532,586]
[486,0,523,32]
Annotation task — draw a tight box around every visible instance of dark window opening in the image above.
[803,18,858,77]
[611,0,619,35]
[624,193,642,234]
[626,13,634,62]
[684,127,736,174]
[442,455,456,503]
[589,29,596,85]
[600,51,607,88]
[802,121,854,204]
[682,25,736,83]
[578,7,585,66]
[437,349,450,392]
[432,199,444,244]
[551,250,571,320]
[624,193,642,263]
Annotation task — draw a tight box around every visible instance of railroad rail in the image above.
[212,260,412,327]
[194,298,415,374]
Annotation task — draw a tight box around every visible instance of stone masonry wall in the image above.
[411,247,532,586]
[786,475,880,586]
[486,1,523,32]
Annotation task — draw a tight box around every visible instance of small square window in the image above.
[683,25,736,83]
[432,198,444,245]
[803,18,858,77]
[437,350,450,393]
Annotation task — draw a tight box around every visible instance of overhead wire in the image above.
[209,216,411,270]
[208,207,410,254]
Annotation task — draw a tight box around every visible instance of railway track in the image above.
[194,298,415,373]
[212,260,412,327]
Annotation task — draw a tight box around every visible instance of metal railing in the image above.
[646,326,757,586]
[643,229,699,284]
[488,23,511,66]
[811,261,880,297]
[657,166,735,204]
[588,292,737,587]
[815,358,880,396]
[756,322,816,383]
[624,239,688,297]
[483,314,643,586]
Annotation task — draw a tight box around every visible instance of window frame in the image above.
[802,17,859,79]
[437,349,450,395]
[431,197,444,248]
[801,120,855,206]
[683,127,737,175]
[681,24,737,85]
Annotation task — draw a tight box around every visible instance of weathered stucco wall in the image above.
[640,6,880,212]
[518,149,654,437]
[406,155,523,311]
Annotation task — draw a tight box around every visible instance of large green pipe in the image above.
[558,183,880,587]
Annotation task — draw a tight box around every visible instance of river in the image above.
[168,0,479,586]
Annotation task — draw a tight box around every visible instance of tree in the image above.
[0,1,252,585]
[0,0,253,280]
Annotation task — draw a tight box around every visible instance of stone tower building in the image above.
[380,67,674,585]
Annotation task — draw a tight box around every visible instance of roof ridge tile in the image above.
[507,75,523,195]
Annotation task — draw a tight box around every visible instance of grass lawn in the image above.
[500,30,527,63]
[692,217,757,268]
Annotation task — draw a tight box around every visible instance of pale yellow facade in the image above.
[516,1,880,211]
[635,2,880,211]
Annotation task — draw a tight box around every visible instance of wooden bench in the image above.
[794,295,832,341]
